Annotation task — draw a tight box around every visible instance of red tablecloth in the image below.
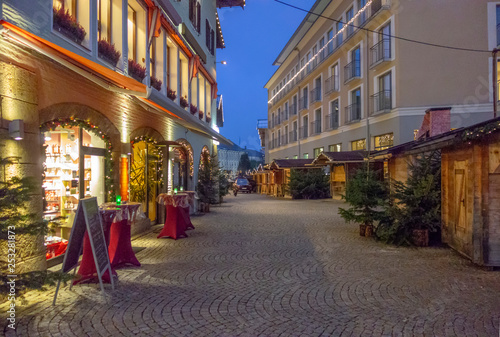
[157,194,194,239]
[74,203,143,284]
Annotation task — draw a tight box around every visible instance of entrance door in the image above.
[454,161,467,231]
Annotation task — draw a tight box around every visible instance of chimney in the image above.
[416,107,451,140]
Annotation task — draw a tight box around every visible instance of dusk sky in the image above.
[217,0,316,151]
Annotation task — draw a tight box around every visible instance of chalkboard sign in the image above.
[53,197,114,305]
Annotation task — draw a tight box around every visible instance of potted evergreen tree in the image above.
[339,165,388,237]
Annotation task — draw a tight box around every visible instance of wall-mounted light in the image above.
[9,119,24,140]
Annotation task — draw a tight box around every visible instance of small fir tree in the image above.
[288,168,330,199]
[237,153,252,174]
[338,165,388,228]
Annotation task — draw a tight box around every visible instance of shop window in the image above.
[351,138,366,151]
[43,125,106,253]
[130,140,162,222]
[374,133,394,150]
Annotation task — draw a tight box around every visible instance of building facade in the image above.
[264,0,495,163]
[0,0,243,273]
[218,143,264,178]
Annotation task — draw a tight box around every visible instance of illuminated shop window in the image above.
[351,138,366,151]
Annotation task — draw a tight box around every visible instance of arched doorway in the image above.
[130,134,163,224]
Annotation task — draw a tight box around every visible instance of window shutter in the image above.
[196,3,201,32]
[211,29,215,54]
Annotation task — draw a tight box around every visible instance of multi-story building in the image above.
[218,143,264,178]
[0,0,243,273]
[264,0,494,163]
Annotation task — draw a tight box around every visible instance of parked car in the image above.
[234,178,252,193]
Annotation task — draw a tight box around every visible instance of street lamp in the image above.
[217,61,227,65]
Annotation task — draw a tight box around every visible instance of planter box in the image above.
[53,23,84,45]
[98,53,119,67]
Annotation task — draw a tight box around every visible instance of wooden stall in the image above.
[267,159,315,198]
[371,117,500,267]
[311,151,371,198]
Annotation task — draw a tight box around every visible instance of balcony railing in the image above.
[281,134,289,146]
[289,130,298,143]
[324,75,339,95]
[370,39,391,67]
[282,108,289,121]
[325,113,339,130]
[299,97,308,111]
[345,103,361,124]
[299,125,308,139]
[290,103,298,116]
[311,120,322,135]
[273,116,279,127]
[344,60,361,83]
[370,90,392,115]
[310,87,322,104]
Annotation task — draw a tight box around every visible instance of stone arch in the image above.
[39,103,120,150]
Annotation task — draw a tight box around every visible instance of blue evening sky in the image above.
[217,0,316,151]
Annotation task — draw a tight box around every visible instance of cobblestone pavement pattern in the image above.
[3,194,500,337]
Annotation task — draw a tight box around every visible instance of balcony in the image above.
[324,75,339,95]
[345,103,361,124]
[298,97,308,112]
[281,134,289,146]
[299,125,308,139]
[311,120,322,135]
[370,39,391,68]
[370,90,392,115]
[325,113,339,130]
[273,115,279,127]
[344,60,361,83]
[310,87,322,104]
[289,130,298,143]
[281,109,289,122]
[289,103,298,116]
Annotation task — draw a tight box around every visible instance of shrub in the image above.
[375,151,441,245]
[289,168,330,199]
[338,165,388,227]
[53,7,86,44]
[150,76,162,91]
[167,88,177,100]
[98,39,121,66]
[128,59,146,81]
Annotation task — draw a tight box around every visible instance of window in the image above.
[351,139,366,150]
[371,22,392,66]
[127,4,136,61]
[345,46,361,82]
[206,20,215,55]
[303,153,309,159]
[358,0,367,25]
[98,0,111,41]
[293,155,298,159]
[497,5,500,46]
[301,115,309,139]
[314,77,322,102]
[336,21,343,46]
[300,87,308,110]
[313,108,322,134]
[373,71,392,113]
[319,37,325,61]
[326,63,339,94]
[312,45,318,68]
[189,0,201,33]
[314,147,324,157]
[53,0,91,48]
[347,88,361,122]
[277,129,281,147]
[328,99,339,129]
[329,144,342,152]
[346,7,354,36]
[374,133,394,150]
[306,52,311,73]
[327,29,334,54]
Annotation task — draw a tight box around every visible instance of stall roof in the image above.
[311,151,368,165]
[269,159,314,169]
[370,116,500,158]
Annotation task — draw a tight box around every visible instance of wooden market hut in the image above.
[267,159,315,198]
[251,164,268,194]
[371,117,500,267]
[310,151,380,198]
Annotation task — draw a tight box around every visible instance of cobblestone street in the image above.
[3,194,500,337]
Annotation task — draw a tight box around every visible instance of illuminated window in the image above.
[98,0,111,41]
[303,153,309,159]
[351,139,366,151]
[53,0,90,48]
[329,144,342,152]
[127,4,136,61]
[314,147,324,157]
[374,133,394,150]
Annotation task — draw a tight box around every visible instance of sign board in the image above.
[53,197,114,305]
